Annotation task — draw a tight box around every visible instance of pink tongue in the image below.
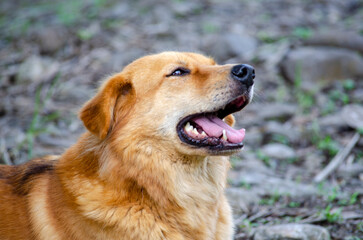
[192,115,245,143]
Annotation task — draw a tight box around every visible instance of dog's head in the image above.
[80,52,254,156]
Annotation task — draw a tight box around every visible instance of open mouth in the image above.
[177,94,249,151]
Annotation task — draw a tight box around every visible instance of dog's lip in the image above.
[176,94,249,151]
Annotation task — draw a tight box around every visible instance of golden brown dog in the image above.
[0,52,254,240]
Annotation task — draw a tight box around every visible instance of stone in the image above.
[202,33,258,62]
[35,26,68,54]
[303,152,324,174]
[261,143,296,160]
[16,55,59,84]
[338,163,363,178]
[263,121,302,143]
[234,103,297,127]
[55,81,94,102]
[341,104,363,130]
[255,41,290,72]
[318,112,347,130]
[225,188,260,215]
[280,47,363,90]
[224,33,258,61]
[243,126,263,147]
[229,169,317,197]
[170,2,203,17]
[303,31,363,55]
[254,223,330,240]
[352,88,363,103]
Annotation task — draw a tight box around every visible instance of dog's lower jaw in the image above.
[55,132,234,239]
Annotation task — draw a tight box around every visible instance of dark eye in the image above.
[167,68,190,77]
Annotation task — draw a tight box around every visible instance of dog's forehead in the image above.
[157,52,216,65]
[129,52,216,69]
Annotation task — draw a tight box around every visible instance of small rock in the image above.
[338,163,363,178]
[341,104,363,129]
[234,103,297,127]
[225,188,260,215]
[16,55,59,84]
[56,80,94,102]
[303,31,363,55]
[263,121,302,143]
[318,112,347,131]
[224,33,258,61]
[254,223,330,240]
[243,126,263,146]
[35,26,68,54]
[170,2,203,17]
[303,152,324,174]
[352,88,363,103]
[229,170,317,197]
[261,143,296,160]
[202,33,258,62]
[255,41,290,72]
[280,47,363,90]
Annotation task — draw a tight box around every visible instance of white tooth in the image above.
[192,128,199,135]
[184,122,193,132]
[222,129,228,141]
[201,131,207,137]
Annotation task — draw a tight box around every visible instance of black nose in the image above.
[231,64,255,88]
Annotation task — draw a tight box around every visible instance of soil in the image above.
[0,0,362,239]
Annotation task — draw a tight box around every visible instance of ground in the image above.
[0,0,362,239]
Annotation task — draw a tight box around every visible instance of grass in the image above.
[77,28,95,41]
[202,22,220,34]
[293,64,316,113]
[22,75,61,159]
[287,201,301,208]
[322,204,342,223]
[316,135,339,157]
[259,191,281,205]
[1,0,111,38]
[310,122,340,158]
[239,219,258,233]
[257,150,271,167]
[343,79,355,91]
[257,31,285,43]
[238,180,252,190]
[292,27,313,39]
[230,155,241,169]
[338,192,359,206]
[270,134,289,145]
[329,89,350,105]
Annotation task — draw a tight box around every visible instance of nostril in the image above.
[240,67,248,78]
[231,64,255,87]
[232,65,248,79]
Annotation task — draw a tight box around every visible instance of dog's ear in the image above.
[224,114,235,127]
[80,74,134,139]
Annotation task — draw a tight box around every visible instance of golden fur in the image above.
[0,52,252,240]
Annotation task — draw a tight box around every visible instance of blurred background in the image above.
[0,0,363,239]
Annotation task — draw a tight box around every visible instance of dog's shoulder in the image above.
[0,155,59,195]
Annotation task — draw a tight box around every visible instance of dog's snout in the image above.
[231,64,255,87]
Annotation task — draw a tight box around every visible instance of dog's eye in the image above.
[167,68,190,77]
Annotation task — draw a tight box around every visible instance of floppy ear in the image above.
[80,74,133,139]
[224,114,235,127]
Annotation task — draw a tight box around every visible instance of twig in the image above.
[234,214,248,226]
[248,209,271,222]
[0,139,13,165]
[314,132,360,183]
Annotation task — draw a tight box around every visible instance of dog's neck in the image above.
[56,132,229,221]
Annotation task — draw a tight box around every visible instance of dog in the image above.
[0,52,254,240]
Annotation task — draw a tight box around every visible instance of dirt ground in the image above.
[1,0,363,239]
